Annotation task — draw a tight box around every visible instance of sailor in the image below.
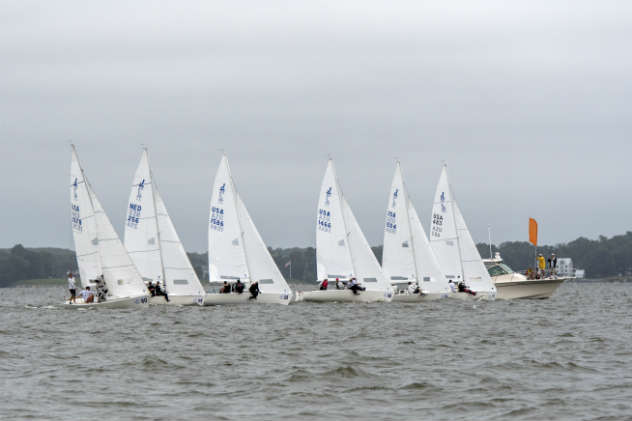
[537,254,546,278]
[221,281,231,294]
[148,281,156,296]
[67,271,76,303]
[79,286,94,303]
[320,278,329,290]
[549,253,557,275]
[407,281,416,295]
[335,278,342,290]
[155,280,169,302]
[235,279,245,294]
[448,280,457,293]
[458,281,476,296]
[349,277,361,295]
[94,276,108,302]
[249,281,260,300]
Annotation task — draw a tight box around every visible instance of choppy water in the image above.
[1,281,631,420]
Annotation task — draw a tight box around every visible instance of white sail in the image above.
[383,162,449,294]
[237,195,291,296]
[124,151,161,282]
[342,198,390,292]
[453,202,494,294]
[316,160,390,294]
[315,160,355,281]
[208,155,291,298]
[208,156,249,283]
[408,203,450,294]
[382,162,416,282]
[429,164,494,294]
[71,146,147,299]
[124,149,205,299]
[70,148,101,287]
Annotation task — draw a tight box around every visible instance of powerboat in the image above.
[483,252,567,299]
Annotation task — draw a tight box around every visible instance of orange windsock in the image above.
[529,218,538,246]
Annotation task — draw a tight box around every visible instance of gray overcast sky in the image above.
[1,1,630,252]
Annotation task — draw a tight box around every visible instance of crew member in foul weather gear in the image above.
[537,254,546,277]
[220,281,231,293]
[235,279,245,294]
[79,286,94,303]
[407,282,416,294]
[67,272,77,303]
[249,281,260,299]
[349,278,364,295]
[320,279,329,290]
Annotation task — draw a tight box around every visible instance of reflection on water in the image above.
[0,282,630,420]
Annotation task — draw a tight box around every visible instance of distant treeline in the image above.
[3,231,632,287]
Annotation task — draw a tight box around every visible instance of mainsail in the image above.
[383,162,448,293]
[208,155,291,295]
[70,146,147,299]
[316,159,390,293]
[429,164,495,294]
[124,149,205,298]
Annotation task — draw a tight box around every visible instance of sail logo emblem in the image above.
[136,179,145,201]
[440,191,446,213]
[325,187,332,205]
[218,183,226,203]
[72,177,79,200]
[392,188,399,208]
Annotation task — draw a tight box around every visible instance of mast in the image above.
[226,156,253,283]
[330,160,355,279]
[145,148,168,292]
[71,144,104,285]
[400,163,420,282]
[446,164,467,283]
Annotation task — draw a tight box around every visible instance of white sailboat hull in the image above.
[302,289,390,303]
[447,291,496,301]
[62,295,149,309]
[495,277,566,300]
[203,292,290,305]
[148,294,204,306]
[391,291,451,302]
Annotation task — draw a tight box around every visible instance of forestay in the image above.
[429,164,494,294]
[125,149,205,298]
[71,146,147,299]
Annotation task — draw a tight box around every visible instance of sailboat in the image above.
[124,149,206,306]
[303,159,393,303]
[206,155,292,305]
[383,162,451,301]
[65,145,149,308]
[429,164,496,299]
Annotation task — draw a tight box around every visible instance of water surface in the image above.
[1,282,630,420]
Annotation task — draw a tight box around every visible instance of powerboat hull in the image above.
[62,295,149,309]
[203,292,290,305]
[495,278,566,299]
[302,289,391,303]
[149,295,205,306]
